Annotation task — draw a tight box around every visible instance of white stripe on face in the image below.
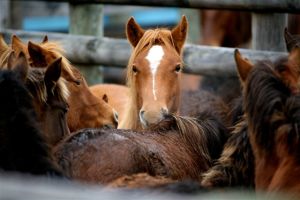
[145,45,164,100]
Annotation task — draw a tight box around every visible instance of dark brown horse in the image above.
[242,47,300,194]
[7,51,70,146]
[53,112,228,185]
[200,46,300,189]
[0,53,63,176]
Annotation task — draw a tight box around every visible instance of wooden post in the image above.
[10,0,23,29]
[69,3,104,85]
[0,0,10,32]
[252,13,287,52]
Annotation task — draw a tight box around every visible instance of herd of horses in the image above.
[1,15,300,199]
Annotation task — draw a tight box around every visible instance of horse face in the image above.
[27,41,118,131]
[28,59,70,146]
[125,16,188,129]
[66,74,118,132]
[132,45,182,128]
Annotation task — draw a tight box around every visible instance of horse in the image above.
[117,16,188,129]
[0,53,63,176]
[5,36,118,131]
[53,111,228,185]
[6,51,70,147]
[237,47,300,198]
[201,46,300,189]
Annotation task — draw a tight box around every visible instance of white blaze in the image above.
[145,45,164,100]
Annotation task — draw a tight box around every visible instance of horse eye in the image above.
[175,65,181,72]
[132,65,138,74]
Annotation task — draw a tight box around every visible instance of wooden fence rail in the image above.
[2,29,286,77]
[33,0,300,13]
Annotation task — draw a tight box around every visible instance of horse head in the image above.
[121,16,188,129]
[7,51,70,146]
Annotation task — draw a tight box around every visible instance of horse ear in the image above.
[171,15,188,53]
[126,17,145,47]
[102,94,108,103]
[234,49,253,84]
[8,51,29,81]
[0,34,8,50]
[44,57,62,93]
[42,35,48,43]
[284,28,295,52]
[11,35,26,52]
[28,41,48,68]
[288,46,300,68]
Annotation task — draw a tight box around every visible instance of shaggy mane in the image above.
[26,68,69,105]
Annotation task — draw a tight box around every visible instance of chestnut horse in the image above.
[53,112,228,185]
[118,16,188,129]
[0,65,62,176]
[4,35,118,131]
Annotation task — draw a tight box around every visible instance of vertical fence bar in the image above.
[0,0,10,32]
[252,13,287,52]
[0,0,9,30]
[69,3,104,85]
[10,0,23,29]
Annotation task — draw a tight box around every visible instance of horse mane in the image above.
[0,69,62,176]
[150,112,228,164]
[38,41,78,80]
[122,28,183,129]
[0,45,12,68]
[244,61,291,154]
[26,68,69,105]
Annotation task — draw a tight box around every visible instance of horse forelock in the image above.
[244,61,291,154]
[26,68,69,105]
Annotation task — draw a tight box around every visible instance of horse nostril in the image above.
[140,110,145,117]
[103,124,114,129]
[161,108,168,114]
[113,110,119,123]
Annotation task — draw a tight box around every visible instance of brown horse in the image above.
[118,16,188,129]
[0,60,62,176]
[201,46,300,189]
[53,112,228,185]
[237,47,300,198]
[6,51,70,147]
[7,37,118,131]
